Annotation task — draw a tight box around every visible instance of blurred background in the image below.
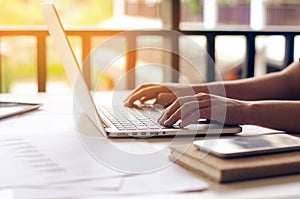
[1,0,300,93]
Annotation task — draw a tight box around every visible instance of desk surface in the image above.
[1,93,300,199]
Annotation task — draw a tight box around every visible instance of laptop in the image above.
[40,3,242,138]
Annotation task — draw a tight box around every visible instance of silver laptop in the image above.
[40,3,242,138]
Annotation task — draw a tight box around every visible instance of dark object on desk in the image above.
[169,139,300,183]
[0,101,42,119]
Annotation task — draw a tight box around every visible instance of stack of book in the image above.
[169,144,300,183]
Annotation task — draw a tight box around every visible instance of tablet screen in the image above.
[193,134,300,158]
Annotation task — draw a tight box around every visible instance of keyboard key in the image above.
[99,105,163,131]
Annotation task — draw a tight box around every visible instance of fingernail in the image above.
[179,121,185,128]
[125,102,132,107]
[159,117,165,125]
[158,119,163,125]
[163,120,169,126]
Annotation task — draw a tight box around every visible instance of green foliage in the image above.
[271,0,300,5]
[188,0,201,14]
[218,0,250,5]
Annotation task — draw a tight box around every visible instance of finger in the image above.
[157,93,212,123]
[139,89,176,105]
[125,86,163,107]
[180,102,214,127]
[157,96,193,122]
[154,93,176,107]
[161,100,212,126]
[198,107,212,120]
[196,93,212,101]
[124,83,158,102]
[125,85,173,106]
[180,110,201,127]
[157,101,176,123]
[159,95,198,122]
[161,108,181,127]
[162,101,199,126]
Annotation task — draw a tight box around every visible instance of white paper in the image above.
[47,177,122,190]
[0,130,208,198]
[107,163,208,195]
[12,164,207,199]
[0,132,124,188]
[0,117,18,128]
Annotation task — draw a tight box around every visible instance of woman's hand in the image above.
[124,83,198,108]
[158,93,250,127]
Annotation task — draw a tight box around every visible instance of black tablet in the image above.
[0,101,42,119]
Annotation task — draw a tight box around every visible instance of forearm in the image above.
[192,71,288,100]
[244,100,300,133]
[192,61,300,100]
[210,72,287,100]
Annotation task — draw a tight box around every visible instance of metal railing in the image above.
[1,26,299,93]
[0,1,300,93]
[0,27,123,92]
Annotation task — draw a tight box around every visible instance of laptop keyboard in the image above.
[99,105,165,131]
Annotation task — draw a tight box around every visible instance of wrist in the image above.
[243,101,257,125]
[192,84,208,94]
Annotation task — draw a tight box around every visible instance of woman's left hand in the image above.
[158,93,250,127]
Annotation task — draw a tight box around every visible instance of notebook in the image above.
[40,3,242,138]
[169,141,300,183]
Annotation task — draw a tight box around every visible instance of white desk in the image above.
[1,93,300,199]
